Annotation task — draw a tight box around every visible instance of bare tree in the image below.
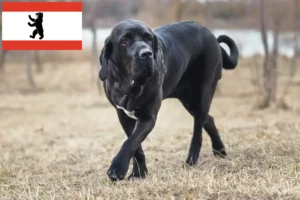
[205,0,212,27]
[0,51,8,73]
[88,5,99,84]
[257,0,297,109]
[258,0,284,108]
[250,54,263,92]
[25,51,36,90]
[278,0,299,108]
[174,0,184,21]
[174,0,195,21]
[259,0,272,108]
[34,51,43,73]
[83,1,104,93]
[269,12,281,102]
[90,7,103,93]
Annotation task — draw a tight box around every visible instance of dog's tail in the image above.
[217,35,239,70]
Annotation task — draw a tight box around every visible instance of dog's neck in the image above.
[118,93,138,111]
[109,61,160,116]
[113,82,143,120]
[114,70,158,114]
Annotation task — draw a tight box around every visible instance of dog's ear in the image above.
[153,34,167,74]
[99,36,113,81]
[153,34,158,60]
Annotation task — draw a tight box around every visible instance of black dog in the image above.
[99,20,239,181]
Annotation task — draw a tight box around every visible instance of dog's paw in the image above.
[107,157,130,181]
[185,154,199,166]
[213,148,227,158]
[128,164,148,180]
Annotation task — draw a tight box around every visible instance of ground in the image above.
[0,58,300,200]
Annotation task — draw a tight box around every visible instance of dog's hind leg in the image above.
[178,93,227,158]
[117,110,148,179]
[204,115,227,157]
[181,85,226,165]
[179,94,226,158]
[175,81,212,166]
[185,86,211,166]
[177,40,226,165]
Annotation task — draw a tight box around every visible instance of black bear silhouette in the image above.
[28,12,44,40]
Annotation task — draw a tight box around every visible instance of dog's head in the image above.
[99,20,166,88]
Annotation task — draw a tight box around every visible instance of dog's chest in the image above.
[116,105,137,120]
[108,83,139,120]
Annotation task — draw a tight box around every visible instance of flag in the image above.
[1,2,82,50]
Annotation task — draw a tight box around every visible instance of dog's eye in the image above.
[122,39,129,45]
[145,36,152,42]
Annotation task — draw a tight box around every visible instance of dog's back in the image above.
[154,21,212,63]
[154,21,238,71]
[153,21,220,97]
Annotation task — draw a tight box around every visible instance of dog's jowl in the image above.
[99,20,239,181]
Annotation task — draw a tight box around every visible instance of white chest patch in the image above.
[116,105,137,120]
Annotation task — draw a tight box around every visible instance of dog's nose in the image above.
[139,49,153,58]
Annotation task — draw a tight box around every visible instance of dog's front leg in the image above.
[107,115,156,181]
[117,110,148,179]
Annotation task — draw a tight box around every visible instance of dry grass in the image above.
[0,58,300,200]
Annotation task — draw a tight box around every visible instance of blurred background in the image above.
[0,0,299,106]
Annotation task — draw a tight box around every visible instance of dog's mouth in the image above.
[118,71,149,97]
[132,58,154,81]
[118,79,143,98]
[132,67,151,84]
[118,58,153,96]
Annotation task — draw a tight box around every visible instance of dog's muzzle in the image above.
[139,48,153,59]
[133,48,154,81]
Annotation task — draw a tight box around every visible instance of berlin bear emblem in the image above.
[28,12,44,40]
